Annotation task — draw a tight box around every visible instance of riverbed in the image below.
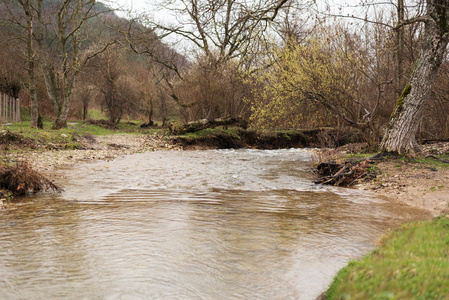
[0,149,429,299]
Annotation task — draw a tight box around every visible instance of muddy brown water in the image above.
[0,149,429,299]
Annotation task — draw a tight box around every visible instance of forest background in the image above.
[0,0,448,153]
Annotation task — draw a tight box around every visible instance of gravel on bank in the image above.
[5,133,183,172]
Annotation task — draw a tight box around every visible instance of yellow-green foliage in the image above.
[250,36,359,129]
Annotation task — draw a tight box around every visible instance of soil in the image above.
[359,160,449,217]
[171,128,364,150]
[357,142,449,217]
[352,142,449,217]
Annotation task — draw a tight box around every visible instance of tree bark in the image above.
[21,0,40,128]
[42,64,75,130]
[396,0,405,90]
[381,0,449,154]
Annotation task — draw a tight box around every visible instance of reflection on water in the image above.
[0,149,429,299]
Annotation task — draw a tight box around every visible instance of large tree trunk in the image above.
[42,65,75,129]
[53,98,71,129]
[381,0,449,154]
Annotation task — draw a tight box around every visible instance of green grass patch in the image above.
[326,217,449,300]
[412,155,449,170]
[86,109,107,120]
[1,120,165,149]
[2,120,115,140]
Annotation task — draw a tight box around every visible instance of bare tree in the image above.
[37,0,113,129]
[91,46,139,125]
[380,0,449,154]
[124,0,292,123]
[74,83,96,120]
[150,0,290,67]
[137,68,156,125]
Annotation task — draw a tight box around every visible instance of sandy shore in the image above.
[358,160,449,217]
[357,142,449,217]
[6,135,449,217]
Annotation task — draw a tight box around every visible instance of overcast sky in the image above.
[105,0,161,19]
[107,0,148,12]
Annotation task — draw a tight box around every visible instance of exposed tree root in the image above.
[425,155,449,163]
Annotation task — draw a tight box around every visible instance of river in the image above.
[0,149,428,299]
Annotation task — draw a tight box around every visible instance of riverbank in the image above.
[2,123,449,216]
[316,143,449,299]
[5,133,182,172]
[2,124,449,298]
[1,122,363,172]
[358,156,449,217]
[323,216,449,299]
[316,143,449,217]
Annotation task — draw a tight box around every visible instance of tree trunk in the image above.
[381,1,449,154]
[396,0,405,91]
[29,66,39,128]
[53,83,74,129]
[82,99,88,120]
[42,65,75,130]
[23,1,39,128]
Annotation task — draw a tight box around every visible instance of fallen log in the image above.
[169,116,248,135]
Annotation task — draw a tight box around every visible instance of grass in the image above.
[412,155,449,170]
[326,217,449,300]
[4,120,113,136]
[340,152,449,171]
[86,108,107,120]
[1,120,165,150]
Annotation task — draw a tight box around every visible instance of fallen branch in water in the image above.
[315,159,376,186]
[0,161,62,196]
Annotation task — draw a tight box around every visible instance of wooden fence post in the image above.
[1,93,4,121]
[0,92,21,123]
[16,98,21,122]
